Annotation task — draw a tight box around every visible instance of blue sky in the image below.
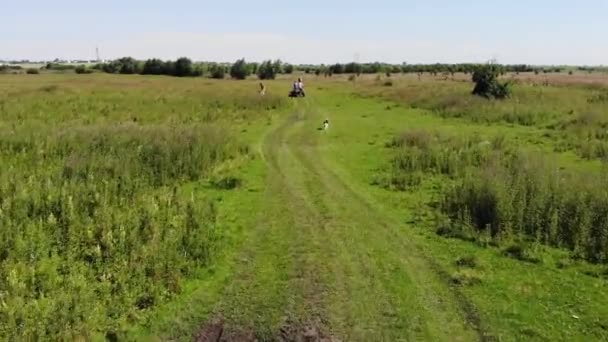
[3,0,607,65]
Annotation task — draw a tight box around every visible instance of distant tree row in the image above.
[298,63,588,77]
[94,57,203,77]
[0,65,23,71]
[93,57,294,80]
[45,63,76,71]
[90,58,601,79]
[319,63,538,76]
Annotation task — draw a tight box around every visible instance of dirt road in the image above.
[196,100,483,341]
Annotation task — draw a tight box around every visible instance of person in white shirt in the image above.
[290,77,306,97]
[296,77,305,96]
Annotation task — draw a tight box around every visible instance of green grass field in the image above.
[1,73,607,341]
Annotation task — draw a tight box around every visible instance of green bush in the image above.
[74,65,93,74]
[344,62,362,75]
[329,63,345,74]
[455,255,478,268]
[26,68,39,74]
[230,58,251,80]
[257,60,282,80]
[472,64,512,99]
[0,65,22,71]
[173,57,194,77]
[102,57,141,74]
[249,62,259,75]
[45,63,75,71]
[503,244,541,263]
[118,57,140,74]
[209,63,226,79]
[283,63,294,74]
[142,58,166,75]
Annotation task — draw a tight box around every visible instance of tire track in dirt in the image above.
[199,102,338,340]
[297,143,493,341]
[283,99,489,341]
[197,98,488,341]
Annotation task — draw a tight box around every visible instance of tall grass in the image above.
[358,79,608,161]
[442,153,608,263]
[385,129,608,264]
[358,80,585,125]
[0,74,288,340]
[375,130,508,190]
[552,110,608,160]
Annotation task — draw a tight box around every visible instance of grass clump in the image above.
[75,65,94,74]
[503,244,541,264]
[449,270,483,286]
[455,255,478,268]
[210,175,242,190]
[436,223,473,242]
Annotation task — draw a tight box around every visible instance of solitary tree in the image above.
[472,64,512,99]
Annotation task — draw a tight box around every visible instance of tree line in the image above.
[55,57,602,79]
[323,63,560,76]
[88,57,292,80]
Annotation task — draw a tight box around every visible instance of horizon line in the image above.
[1,58,606,68]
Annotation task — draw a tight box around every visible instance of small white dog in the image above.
[323,119,329,131]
